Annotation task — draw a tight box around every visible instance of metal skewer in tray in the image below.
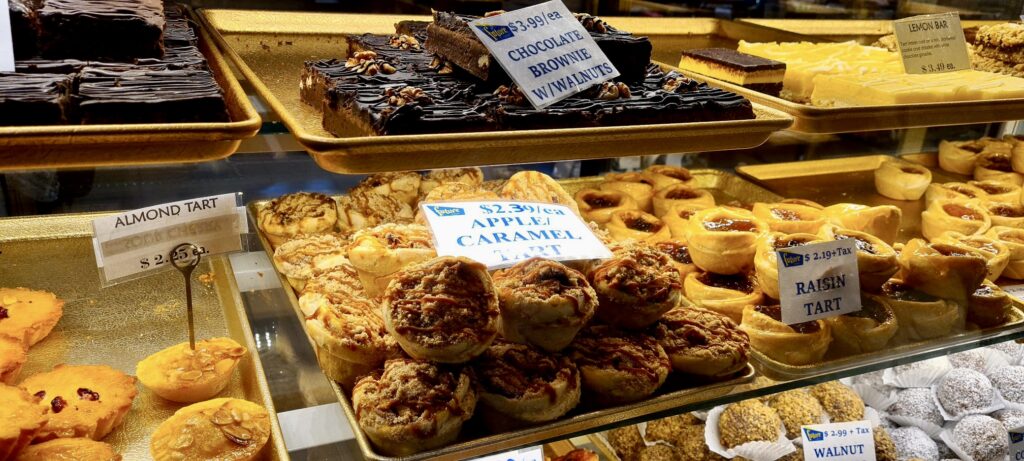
[0,213,287,460]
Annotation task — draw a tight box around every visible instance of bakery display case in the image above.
[4,1,1024,461]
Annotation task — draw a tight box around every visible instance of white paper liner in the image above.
[951,348,1011,378]
[996,388,1024,412]
[931,384,1006,422]
[852,383,897,411]
[883,357,952,388]
[887,413,945,440]
[988,342,1024,366]
[705,405,797,461]
[938,427,1001,461]
[693,410,709,421]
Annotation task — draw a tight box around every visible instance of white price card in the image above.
[893,12,971,74]
[91,193,247,285]
[468,0,619,109]
[776,239,861,325]
[1011,428,1024,461]
[1003,284,1024,303]
[802,421,876,461]
[471,445,543,461]
[420,200,612,270]
[0,0,14,72]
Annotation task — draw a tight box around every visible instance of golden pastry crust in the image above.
[298,263,366,317]
[574,189,638,225]
[823,203,902,244]
[968,280,1013,328]
[336,188,415,232]
[751,202,827,235]
[979,200,1024,229]
[754,232,826,300]
[383,256,499,363]
[600,173,656,212]
[0,384,47,461]
[685,207,768,275]
[897,238,988,302]
[353,171,422,206]
[353,358,476,456]
[272,233,349,291]
[818,225,899,292]
[492,258,597,352]
[150,398,271,461]
[0,336,26,385]
[346,223,436,297]
[653,240,699,281]
[765,389,824,439]
[739,305,831,366]
[587,241,683,329]
[137,337,247,403]
[933,231,1010,280]
[809,381,864,423]
[684,271,764,323]
[652,307,749,378]
[826,293,898,355]
[922,198,991,241]
[605,210,671,243]
[652,184,715,217]
[643,165,696,191]
[472,340,580,424]
[306,290,395,387]
[0,288,64,348]
[939,139,988,175]
[969,180,1021,202]
[718,400,782,448]
[500,171,580,215]
[16,438,120,461]
[975,151,1024,186]
[568,325,670,406]
[924,182,987,206]
[985,226,1024,279]
[662,202,710,239]
[419,167,484,197]
[874,161,932,200]
[20,364,138,442]
[419,182,498,204]
[880,279,960,341]
[258,192,338,247]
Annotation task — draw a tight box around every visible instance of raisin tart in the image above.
[574,189,638,225]
[938,139,989,175]
[653,239,700,282]
[879,279,960,342]
[968,280,1013,328]
[924,182,987,206]
[587,241,683,329]
[642,165,696,191]
[472,340,580,427]
[754,232,827,300]
[684,271,764,323]
[979,200,1024,229]
[826,293,898,355]
[751,202,827,235]
[985,226,1024,279]
[873,161,932,201]
[137,337,247,403]
[651,184,715,217]
[568,325,670,406]
[970,180,1021,202]
[974,151,1023,185]
[822,203,902,244]
[897,238,988,303]
[662,202,710,239]
[684,207,769,275]
[20,364,138,441]
[932,231,1010,280]
[921,199,991,241]
[739,304,832,366]
[818,225,899,293]
[605,210,671,243]
[599,173,656,212]
[150,398,271,461]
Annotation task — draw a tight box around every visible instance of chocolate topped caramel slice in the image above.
[678,48,785,96]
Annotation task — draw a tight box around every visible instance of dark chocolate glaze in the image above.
[0,72,70,125]
[72,67,228,124]
[38,0,165,60]
[681,48,786,71]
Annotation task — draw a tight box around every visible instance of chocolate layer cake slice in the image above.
[323,82,493,136]
[37,0,165,61]
[72,67,228,124]
[0,72,70,125]
[677,48,785,96]
[426,11,652,84]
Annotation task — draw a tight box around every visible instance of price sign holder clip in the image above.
[171,242,201,350]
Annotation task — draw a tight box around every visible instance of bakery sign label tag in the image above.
[421,200,612,269]
[1010,428,1024,461]
[468,0,620,108]
[776,239,862,325]
[801,421,875,461]
[893,12,971,74]
[91,193,248,285]
[0,0,14,72]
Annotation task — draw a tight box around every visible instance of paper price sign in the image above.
[468,0,619,108]
[91,193,247,285]
[802,421,875,461]
[0,0,14,72]
[1011,429,1024,461]
[776,239,861,325]
[893,12,971,75]
[420,200,612,270]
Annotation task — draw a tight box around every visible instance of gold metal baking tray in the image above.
[738,19,1004,45]
[247,170,767,461]
[0,7,261,172]
[737,153,959,244]
[0,213,287,460]
[199,10,794,174]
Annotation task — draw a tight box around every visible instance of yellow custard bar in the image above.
[677,48,786,96]
[811,70,1024,107]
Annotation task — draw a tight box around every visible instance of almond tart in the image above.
[587,241,683,329]
[16,438,119,461]
[353,358,475,456]
[137,337,247,403]
[684,207,768,275]
[739,304,831,366]
[751,202,827,235]
[150,398,271,461]
[257,192,338,248]
[574,188,638,225]
[0,287,64,348]
[568,325,670,406]
[472,339,580,427]
[20,364,137,442]
[0,384,47,461]
[0,337,26,385]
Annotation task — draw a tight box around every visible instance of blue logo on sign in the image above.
[1012,431,1024,443]
[427,205,465,217]
[804,428,825,442]
[779,252,804,267]
[476,24,514,42]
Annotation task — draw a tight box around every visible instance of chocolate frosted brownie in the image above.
[37,0,165,61]
[72,67,228,124]
[323,82,493,136]
[0,73,70,125]
[678,48,785,96]
[425,11,652,84]
[9,0,39,59]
